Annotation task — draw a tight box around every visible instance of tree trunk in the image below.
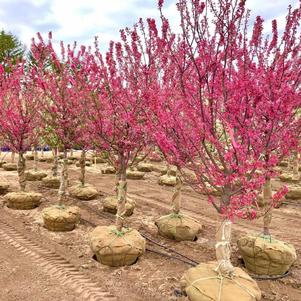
[11,151,15,163]
[52,147,58,177]
[31,146,34,156]
[215,218,235,277]
[17,152,26,191]
[263,177,272,236]
[34,148,38,172]
[70,149,73,157]
[58,149,68,205]
[115,154,127,231]
[79,149,86,187]
[292,152,300,180]
[166,164,171,177]
[171,174,182,214]
[41,147,44,158]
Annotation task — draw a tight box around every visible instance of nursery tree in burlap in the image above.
[142,0,301,298]
[75,31,150,266]
[84,34,151,231]
[0,60,43,209]
[30,33,88,230]
[31,33,87,205]
[0,61,41,191]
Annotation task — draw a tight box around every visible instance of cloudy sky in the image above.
[0,0,299,51]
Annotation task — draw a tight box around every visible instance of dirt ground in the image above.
[0,151,300,301]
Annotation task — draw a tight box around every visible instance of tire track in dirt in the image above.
[0,220,117,301]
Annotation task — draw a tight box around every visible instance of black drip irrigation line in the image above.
[140,231,199,266]
[77,201,199,266]
[81,216,196,266]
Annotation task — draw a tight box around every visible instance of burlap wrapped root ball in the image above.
[5,191,42,209]
[126,169,145,180]
[279,173,299,183]
[0,182,9,195]
[103,196,136,216]
[137,162,154,172]
[101,165,116,174]
[42,176,60,189]
[25,154,34,160]
[155,214,201,241]
[158,174,177,186]
[285,185,301,200]
[180,262,261,301]
[25,169,47,181]
[69,183,98,200]
[0,161,7,168]
[160,166,177,177]
[90,225,145,267]
[2,163,17,171]
[42,205,80,231]
[237,235,297,276]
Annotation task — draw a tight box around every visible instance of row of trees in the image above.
[1,0,300,281]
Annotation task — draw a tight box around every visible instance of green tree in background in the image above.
[0,30,24,63]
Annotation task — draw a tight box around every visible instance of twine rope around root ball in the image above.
[247,233,290,276]
[97,227,143,266]
[188,272,257,301]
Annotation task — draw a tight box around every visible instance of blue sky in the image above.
[0,0,299,51]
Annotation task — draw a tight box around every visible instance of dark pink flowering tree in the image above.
[0,61,41,191]
[31,33,89,204]
[82,33,152,232]
[146,0,301,276]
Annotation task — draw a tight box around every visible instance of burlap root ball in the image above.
[277,161,288,167]
[0,161,7,168]
[101,165,116,174]
[152,165,167,174]
[59,159,73,165]
[137,162,154,172]
[160,166,177,176]
[5,191,42,210]
[25,154,34,160]
[155,214,201,241]
[69,183,98,200]
[0,182,9,195]
[180,262,261,301]
[279,173,299,183]
[90,225,145,267]
[237,234,297,276]
[25,169,48,181]
[285,185,301,200]
[75,161,92,167]
[3,163,17,171]
[158,174,177,186]
[42,205,80,231]
[93,157,107,164]
[126,170,145,180]
[103,196,136,216]
[42,176,60,189]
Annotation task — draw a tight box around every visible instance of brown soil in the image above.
[0,152,300,301]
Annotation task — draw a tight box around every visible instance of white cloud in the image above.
[0,0,299,52]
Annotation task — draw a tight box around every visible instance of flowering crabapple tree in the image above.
[148,0,301,276]
[0,60,41,191]
[83,34,151,232]
[31,33,88,205]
